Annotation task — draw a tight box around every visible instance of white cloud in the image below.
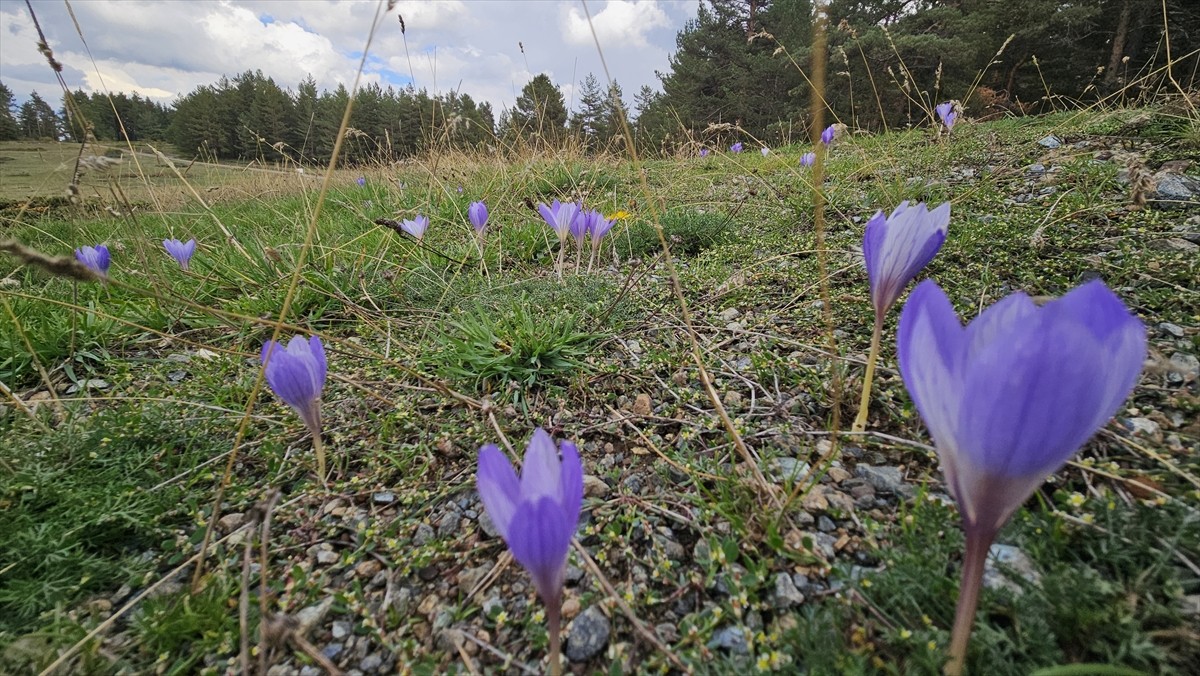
[563,1,672,48]
[0,0,697,115]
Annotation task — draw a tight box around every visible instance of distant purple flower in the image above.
[538,200,581,242]
[862,201,949,316]
[74,244,110,275]
[897,280,1144,669]
[821,125,836,146]
[356,176,366,187]
[401,215,430,240]
[457,185,464,194]
[477,428,582,629]
[261,335,327,436]
[799,152,816,167]
[936,102,957,131]
[163,238,197,270]
[469,200,489,235]
[730,142,744,153]
[760,146,770,156]
[700,148,710,158]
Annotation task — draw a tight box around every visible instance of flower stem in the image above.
[851,313,884,432]
[547,599,562,676]
[556,244,565,281]
[945,526,994,675]
[311,430,327,486]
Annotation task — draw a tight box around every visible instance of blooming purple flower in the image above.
[799,152,816,167]
[898,279,1145,533]
[588,212,615,240]
[821,125,836,145]
[261,335,327,436]
[700,148,710,158]
[936,101,957,130]
[730,142,744,153]
[538,200,581,242]
[401,215,430,240]
[862,201,950,316]
[74,244,111,275]
[468,200,489,235]
[760,147,770,156]
[457,185,464,194]
[477,428,583,613]
[571,209,595,247]
[163,238,197,270]
[356,176,366,187]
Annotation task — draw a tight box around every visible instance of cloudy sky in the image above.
[1,0,699,114]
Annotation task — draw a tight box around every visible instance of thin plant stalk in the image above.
[556,245,565,281]
[310,421,327,484]
[945,526,995,675]
[852,313,884,432]
[547,599,562,676]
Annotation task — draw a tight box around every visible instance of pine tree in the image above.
[0,82,22,140]
[570,74,607,150]
[18,92,60,140]
[511,74,568,146]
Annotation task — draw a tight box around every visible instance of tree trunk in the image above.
[1104,0,1133,91]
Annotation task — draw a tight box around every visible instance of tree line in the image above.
[1,0,1195,158]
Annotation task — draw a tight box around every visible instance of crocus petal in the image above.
[506,496,572,604]
[558,440,583,529]
[520,428,564,504]
[897,281,967,459]
[469,201,489,232]
[477,444,521,539]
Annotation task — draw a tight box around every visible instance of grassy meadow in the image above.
[1,104,1198,675]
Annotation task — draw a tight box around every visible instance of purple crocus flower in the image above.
[760,146,770,156]
[537,200,580,243]
[457,185,464,194]
[799,152,816,167]
[262,335,329,478]
[730,142,744,153]
[401,215,430,241]
[356,176,366,187]
[468,200,489,235]
[477,428,583,667]
[897,279,1145,674]
[700,148,710,158]
[936,101,957,131]
[862,201,950,316]
[163,238,197,270]
[571,209,593,248]
[821,125,836,145]
[75,244,110,275]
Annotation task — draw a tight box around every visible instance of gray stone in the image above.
[294,597,334,636]
[1027,163,1046,175]
[1151,237,1199,252]
[322,643,344,660]
[771,572,805,608]
[1125,417,1162,441]
[1037,134,1062,149]
[854,465,906,495]
[315,550,339,565]
[372,491,395,504]
[477,511,499,538]
[332,621,351,639]
[1149,173,1200,210]
[707,625,750,654]
[769,457,811,481]
[437,510,461,538]
[1169,352,1199,381]
[817,515,837,533]
[413,523,435,546]
[566,606,611,662]
[482,595,504,618]
[984,544,1042,595]
[719,307,741,322]
[300,667,323,676]
[359,653,383,672]
[1158,322,1185,338]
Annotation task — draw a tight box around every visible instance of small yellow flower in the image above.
[899,629,913,640]
[713,607,723,619]
[1067,492,1085,508]
[1081,513,1095,524]
[608,210,632,221]
[532,609,544,623]
[495,610,508,626]
[927,640,937,651]
[921,614,932,626]
[756,655,772,672]
[861,578,873,588]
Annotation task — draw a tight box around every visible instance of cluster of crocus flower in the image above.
[897,279,1145,674]
[799,152,816,168]
[261,335,329,481]
[163,238,197,270]
[74,244,111,276]
[853,201,950,432]
[537,200,616,278]
[821,124,836,146]
[477,428,582,676]
[936,101,957,131]
[700,148,710,158]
